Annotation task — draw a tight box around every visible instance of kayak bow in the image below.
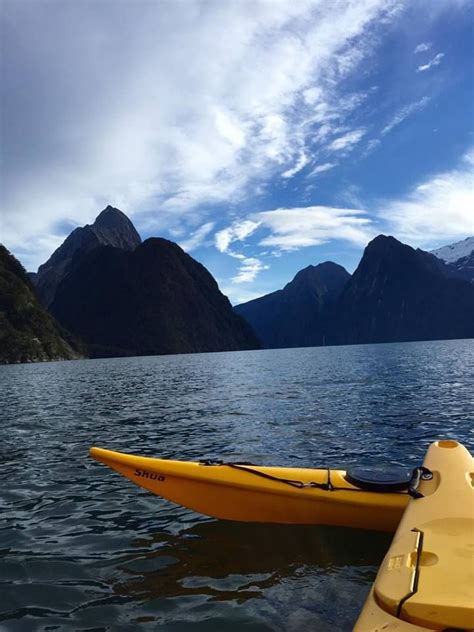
[354,440,474,631]
[89,446,409,531]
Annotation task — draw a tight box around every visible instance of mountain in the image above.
[333,235,474,345]
[34,206,142,307]
[430,236,474,284]
[234,262,350,348]
[51,238,260,358]
[0,245,81,363]
[235,235,474,349]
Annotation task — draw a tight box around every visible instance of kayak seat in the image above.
[345,467,412,492]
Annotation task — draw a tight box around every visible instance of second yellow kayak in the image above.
[354,440,474,631]
[89,447,410,531]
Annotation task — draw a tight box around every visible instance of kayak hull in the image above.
[89,447,408,531]
[354,440,474,631]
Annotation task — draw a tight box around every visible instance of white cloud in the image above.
[381,96,431,136]
[281,152,310,179]
[417,52,445,72]
[1,0,402,267]
[213,108,248,150]
[179,222,215,252]
[414,42,432,54]
[214,220,267,282]
[329,129,366,151]
[379,149,474,245]
[255,205,374,250]
[232,257,269,283]
[215,220,261,254]
[308,162,337,177]
[364,138,381,155]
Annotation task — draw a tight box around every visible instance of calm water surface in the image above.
[1,339,473,631]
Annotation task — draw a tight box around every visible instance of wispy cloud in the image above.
[379,148,474,245]
[417,52,445,72]
[179,222,215,252]
[414,42,432,54]
[308,162,337,177]
[281,152,310,179]
[232,258,268,283]
[329,129,366,152]
[381,96,431,135]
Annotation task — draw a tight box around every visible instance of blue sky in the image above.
[1,0,473,304]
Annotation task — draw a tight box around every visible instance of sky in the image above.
[1,0,473,304]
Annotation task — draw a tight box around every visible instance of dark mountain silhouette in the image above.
[0,245,81,363]
[236,235,474,349]
[332,235,474,344]
[34,206,141,307]
[235,262,350,348]
[51,238,260,358]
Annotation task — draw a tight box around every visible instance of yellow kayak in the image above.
[89,446,411,531]
[354,440,474,631]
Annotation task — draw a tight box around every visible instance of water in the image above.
[1,339,473,631]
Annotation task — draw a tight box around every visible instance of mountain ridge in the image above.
[236,234,474,348]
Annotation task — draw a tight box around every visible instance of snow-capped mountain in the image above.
[431,237,474,263]
[430,237,474,284]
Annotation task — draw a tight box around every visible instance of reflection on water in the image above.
[0,339,473,630]
[113,521,391,602]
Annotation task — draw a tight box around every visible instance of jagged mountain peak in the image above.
[90,206,141,249]
[33,206,142,307]
[94,205,134,229]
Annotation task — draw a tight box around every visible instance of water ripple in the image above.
[0,339,473,631]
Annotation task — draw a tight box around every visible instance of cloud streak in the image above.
[179,222,215,252]
[308,162,337,177]
[414,42,432,54]
[417,52,445,72]
[381,96,431,135]
[329,129,366,152]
